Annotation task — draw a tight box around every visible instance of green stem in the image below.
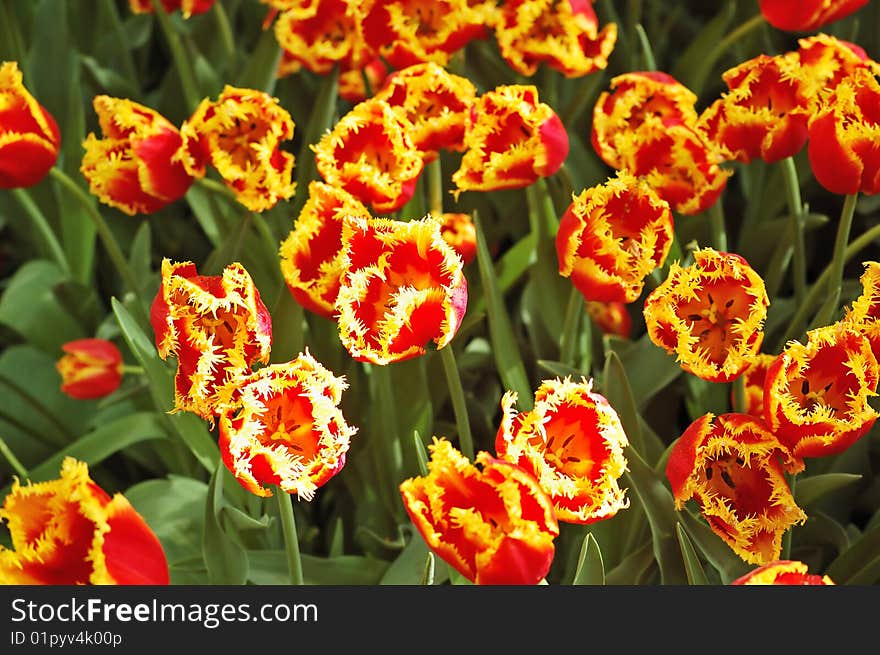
[708,200,727,252]
[0,436,28,481]
[777,193,864,349]
[11,188,70,274]
[634,24,656,71]
[372,363,404,518]
[151,0,202,109]
[121,364,145,375]
[275,489,304,585]
[427,158,444,217]
[781,156,807,305]
[732,375,746,414]
[559,286,584,367]
[48,168,146,312]
[101,0,139,87]
[213,1,236,66]
[813,193,858,328]
[439,344,474,461]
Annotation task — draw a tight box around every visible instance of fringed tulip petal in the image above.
[556,172,674,303]
[312,98,424,212]
[400,438,558,585]
[335,215,467,365]
[150,259,273,420]
[453,84,569,193]
[496,378,629,525]
[666,413,806,565]
[218,352,357,499]
[0,458,168,585]
[279,181,372,318]
[644,248,769,383]
[179,86,296,212]
[763,323,880,460]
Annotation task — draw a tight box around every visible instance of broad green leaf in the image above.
[676,523,709,585]
[624,443,688,585]
[0,260,85,352]
[571,533,605,585]
[601,350,643,454]
[677,508,750,583]
[128,221,154,291]
[379,529,449,585]
[248,551,391,586]
[0,345,94,468]
[795,473,862,508]
[671,0,736,95]
[204,462,249,585]
[80,54,139,98]
[604,334,683,409]
[469,233,535,317]
[112,298,219,473]
[826,524,880,585]
[474,213,532,407]
[125,475,208,584]
[604,540,656,585]
[0,412,169,498]
[794,512,850,559]
[235,23,282,93]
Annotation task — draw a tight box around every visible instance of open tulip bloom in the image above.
[178,85,297,212]
[312,98,424,213]
[667,413,806,565]
[496,378,629,525]
[763,323,880,461]
[373,62,476,161]
[494,0,617,78]
[218,351,357,500]
[452,84,569,193]
[644,248,770,383]
[400,438,559,585]
[335,214,468,365]
[151,259,273,420]
[0,458,168,585]
[556,172,674,304]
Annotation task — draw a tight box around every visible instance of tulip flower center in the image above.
[702,454,774,519]
[199,308,245,351]
[262,390,318,461]
[747,74,802,118]
[216,117,269,170]
[681,289,740,363]
[794,376,843,416]
[485,113,533,153]
[406,2,440,37]
[541,414,600,479]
